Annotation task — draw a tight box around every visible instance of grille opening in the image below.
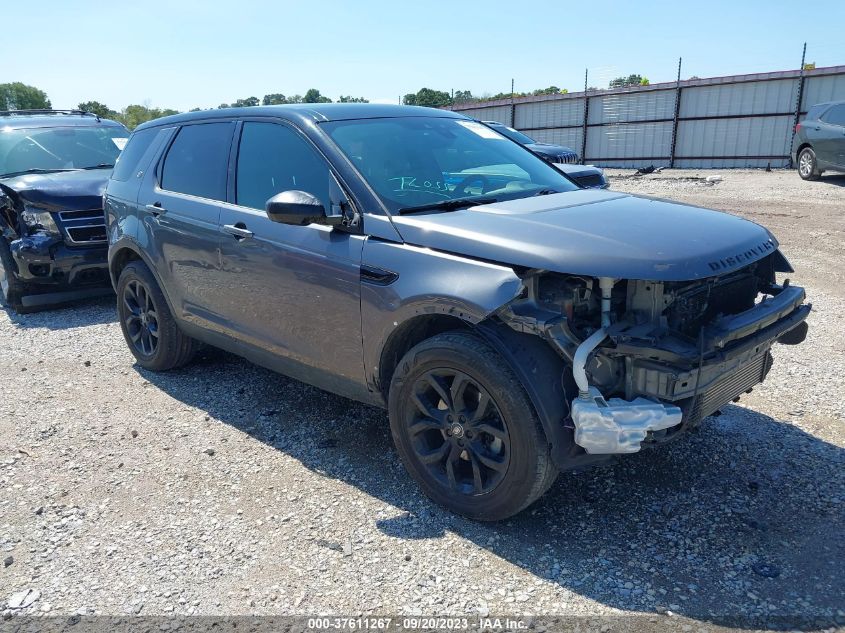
[59,209,105,222]
[574,174,605,188]
[67,226,107,244]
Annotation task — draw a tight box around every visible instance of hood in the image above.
[554,163,602,177]
[390,190,778,281]
[0,169,110,211]
[526,142,576,157]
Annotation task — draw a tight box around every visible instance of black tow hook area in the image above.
[777,320,809,346]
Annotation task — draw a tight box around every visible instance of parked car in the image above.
[0,109,128,312]
[481,120,608,188]
[792,100,845,180]
[106,104,809,520]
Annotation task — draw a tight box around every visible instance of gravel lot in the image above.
[1,169,843,630]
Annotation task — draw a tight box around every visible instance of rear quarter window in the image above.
[805,105,827,121]
[820,104,845,127]
[112,128,158,182]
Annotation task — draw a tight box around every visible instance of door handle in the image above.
[222,223,254,240]
[145,203,166,216]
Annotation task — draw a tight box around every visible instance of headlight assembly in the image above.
[20,205,60,235]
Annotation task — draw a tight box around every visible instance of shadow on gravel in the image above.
[140,347,844,630]
[1,294,115,329]
[815,174,845,187]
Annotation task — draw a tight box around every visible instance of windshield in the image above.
[0,125,128,177]
[322,117,578,213]
[491,125,537,145]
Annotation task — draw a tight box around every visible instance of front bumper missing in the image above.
[571,285,811,454]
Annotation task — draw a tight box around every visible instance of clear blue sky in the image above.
[7,0,844,111]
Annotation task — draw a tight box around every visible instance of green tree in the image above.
[303,89,331,103]
[287,94,303,104]
[532,85,562,96]
[0,82,51,110]
[262,93,287,105]
[609,74,645,88]
[115,104,179,130]
[218,103,230,109]
[452,90,474,104]
[404,88,452,108]
[232,96,260,107]
[338,95,369,103]
[77,101,115,118]
[639,77,650,86]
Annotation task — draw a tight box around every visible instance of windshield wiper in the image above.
[398,196,498,215]
[531,188,562,196]
[0,168,79,178]
[81,163,114,170]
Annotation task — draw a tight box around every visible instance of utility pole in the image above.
[669,56,683,168]
[580,68,589,164]
[510,78,516,126]
[789,42,808,167]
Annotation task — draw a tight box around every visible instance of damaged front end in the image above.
[496,251,810,457]
[0,184,111,309]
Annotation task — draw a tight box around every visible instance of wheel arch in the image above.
[473,318,586,470]
[109,240,178,317]
[380,312,597,471]
[378,313,472,399]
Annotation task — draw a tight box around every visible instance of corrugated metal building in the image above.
[448,65,845,168]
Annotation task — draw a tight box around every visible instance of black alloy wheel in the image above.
[122,279,159,357]
[388,332,558,521]
[116,260,197,371]
[406,368,510,496]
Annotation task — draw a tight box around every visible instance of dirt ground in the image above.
[0,169,843,631]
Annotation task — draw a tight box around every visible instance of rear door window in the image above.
[161,123,234,200]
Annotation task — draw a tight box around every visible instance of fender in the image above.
[108,236,179,318]
[361,240,523,393]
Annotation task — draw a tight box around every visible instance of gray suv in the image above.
[105,104,810,520]
[793,100,845,180]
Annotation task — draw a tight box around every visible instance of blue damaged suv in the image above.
[0,109,128,312]
[105,104,809,520]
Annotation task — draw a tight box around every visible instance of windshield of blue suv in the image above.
[0,126,129,178]
[322,117,577,213]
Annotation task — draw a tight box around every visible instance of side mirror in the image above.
[265,190,342,227]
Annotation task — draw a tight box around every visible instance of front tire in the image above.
[798,147,820,181]
[116,261,197,371]
[0,237,27,313]
[388,331,558,521]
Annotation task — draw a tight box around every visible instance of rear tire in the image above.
[388,331,557,521]
[798,147,820,181]
[116,260,197,371]
[0,237,27,313]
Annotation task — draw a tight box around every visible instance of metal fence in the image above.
[447,65,845,169]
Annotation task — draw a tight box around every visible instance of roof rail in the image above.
[0,109,98,118]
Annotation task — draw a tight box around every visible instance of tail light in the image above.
[794,123,802,133]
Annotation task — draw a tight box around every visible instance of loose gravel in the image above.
[1,169,843,630]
